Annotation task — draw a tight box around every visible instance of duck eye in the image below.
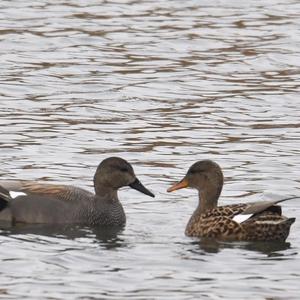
[120,167,128,172]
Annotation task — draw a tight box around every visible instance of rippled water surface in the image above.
[0,0,300,299]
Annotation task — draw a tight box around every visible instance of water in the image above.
[0,0,300,299]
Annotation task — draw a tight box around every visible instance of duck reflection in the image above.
[191,237,291,257]
[0,223,126,250]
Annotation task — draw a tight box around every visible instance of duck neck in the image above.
[94,185,119,202]
[196,188,220,215]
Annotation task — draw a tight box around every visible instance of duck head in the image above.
[167,160,223,211]
[94,157,154,198]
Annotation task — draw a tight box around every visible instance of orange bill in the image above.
[167,178,189,192]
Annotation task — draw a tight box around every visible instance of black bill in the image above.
[129,178,155,198]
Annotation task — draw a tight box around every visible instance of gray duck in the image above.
[0,157,154,226]
[167,159,296,241]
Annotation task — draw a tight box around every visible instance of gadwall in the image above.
[0,157,154,225]
[167,159,296,241]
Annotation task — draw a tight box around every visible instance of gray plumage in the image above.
[0,157,154,226]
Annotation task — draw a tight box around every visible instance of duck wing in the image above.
[0,180,93,202]
[232,197,297,224]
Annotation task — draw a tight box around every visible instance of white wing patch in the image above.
[232,213,253,224]
[9,191,27,199]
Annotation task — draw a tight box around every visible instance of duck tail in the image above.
[283,217,296,226]
[0,186,11,211]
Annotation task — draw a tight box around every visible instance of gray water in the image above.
[0,0,300,299]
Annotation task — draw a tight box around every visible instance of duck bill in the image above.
[167,178,189,192]
[129,178,155,198]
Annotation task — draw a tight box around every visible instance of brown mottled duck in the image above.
[167,159,296,241]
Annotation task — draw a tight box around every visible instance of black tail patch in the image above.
[266,205,282,215]
[0,185,11,211]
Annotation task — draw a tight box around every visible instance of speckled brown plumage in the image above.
[168,160,296,241]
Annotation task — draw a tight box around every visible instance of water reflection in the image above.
[0,223,126,250]
[190,238,292,257]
